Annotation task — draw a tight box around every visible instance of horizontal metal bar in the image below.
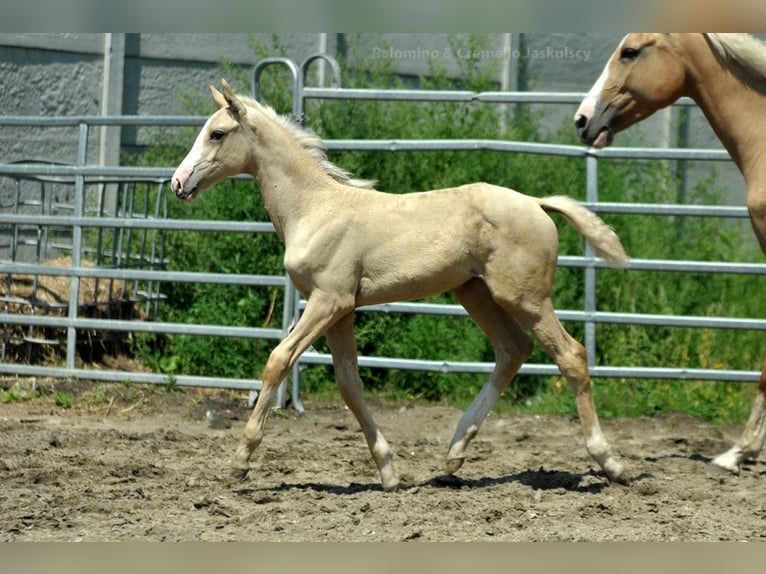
[0,363,262,391]
[325,140,730,161]
[324,138,587,157]
[341,301,766,331]
[575,311,766,330]
[298,352,760,382]
[0,262,287,287]
[0,116,208,127]
[304,88,589,103]
[584,202,749,218]
[303,88,698,107]
[588,366,760,382]
[0,213,275,233]
[0,313,283,339]
[555,255,766,274]
[621,258,766,274]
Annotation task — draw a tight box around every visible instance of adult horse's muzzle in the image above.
[574,113,614,149]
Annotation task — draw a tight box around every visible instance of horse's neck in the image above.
[250,121,333,241]
[684,36,766,187]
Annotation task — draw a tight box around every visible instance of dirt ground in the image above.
[1,378,765,542]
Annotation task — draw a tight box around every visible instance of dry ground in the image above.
[1,378,765,541]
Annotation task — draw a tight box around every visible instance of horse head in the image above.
[574,33,688,148]
[171,79,252,201]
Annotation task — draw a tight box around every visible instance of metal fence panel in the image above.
[1,71,763,412]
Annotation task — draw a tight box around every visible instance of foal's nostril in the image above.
[574,114,588,130]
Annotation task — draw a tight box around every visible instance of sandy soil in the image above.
[1,379,765,542]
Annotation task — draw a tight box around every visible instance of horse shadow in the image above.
[232,466,655,498]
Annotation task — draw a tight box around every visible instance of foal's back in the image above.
[345,182,560,307]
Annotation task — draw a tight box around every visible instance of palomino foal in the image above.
[172,80,630,490]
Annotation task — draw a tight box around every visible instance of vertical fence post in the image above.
[65,123,89,370]
[252,58,303,409]
[584,153,599,368]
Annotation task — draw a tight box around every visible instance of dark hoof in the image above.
[226,467,249,486]
[611,472,632,487]
[445,457,465,475]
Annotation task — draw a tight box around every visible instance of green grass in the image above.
[501,376,755,425]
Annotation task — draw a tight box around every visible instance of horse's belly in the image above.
[355,262,474,306]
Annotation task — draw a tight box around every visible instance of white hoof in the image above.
[710,450,741,475]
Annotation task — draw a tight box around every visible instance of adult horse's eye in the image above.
[620,47,640,61]
[211,130,225,141]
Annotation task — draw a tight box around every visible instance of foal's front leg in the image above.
[229,294,347,483]
[325,313,398,491]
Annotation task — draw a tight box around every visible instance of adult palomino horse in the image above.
[172,80,630,490]
[575,33,766,474]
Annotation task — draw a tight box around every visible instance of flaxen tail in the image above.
[535,195,628,268]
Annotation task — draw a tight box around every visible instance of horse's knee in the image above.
[261,346,292,383]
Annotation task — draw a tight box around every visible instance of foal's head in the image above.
[172,80,253,201]
[574,33,688,148]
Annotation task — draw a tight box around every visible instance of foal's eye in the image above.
[210,130,225,141]
[620,46,640,61]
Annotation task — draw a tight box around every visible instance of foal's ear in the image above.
[210,83,228,109]
[220,79,248,118]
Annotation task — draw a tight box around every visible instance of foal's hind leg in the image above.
[520,297,627,484]
[325,313,398,490]
[445,278,534,474]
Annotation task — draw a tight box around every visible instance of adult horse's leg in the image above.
[520,297,628,484]
[711,195,766,471]
[445,278,534,474]
[325,313,398,490]
[711,356,766,473]
[229,293,352,483]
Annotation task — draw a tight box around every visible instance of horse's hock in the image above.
[1,165,167,364]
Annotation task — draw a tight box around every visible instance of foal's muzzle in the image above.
[171,176,197,201]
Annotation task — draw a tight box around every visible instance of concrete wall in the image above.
[0,33,757,203]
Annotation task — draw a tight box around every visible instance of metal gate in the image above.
[1,53,763,411]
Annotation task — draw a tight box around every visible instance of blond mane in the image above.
[704,33,766,93]
[238,95,376,190]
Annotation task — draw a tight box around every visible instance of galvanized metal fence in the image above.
[1,54,764,411]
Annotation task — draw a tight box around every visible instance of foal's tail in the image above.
[536,195,628,268]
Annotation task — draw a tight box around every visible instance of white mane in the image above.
[705,33,766,93]
[240,95,376,190]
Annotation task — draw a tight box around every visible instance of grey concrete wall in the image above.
[0,33,758,206]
